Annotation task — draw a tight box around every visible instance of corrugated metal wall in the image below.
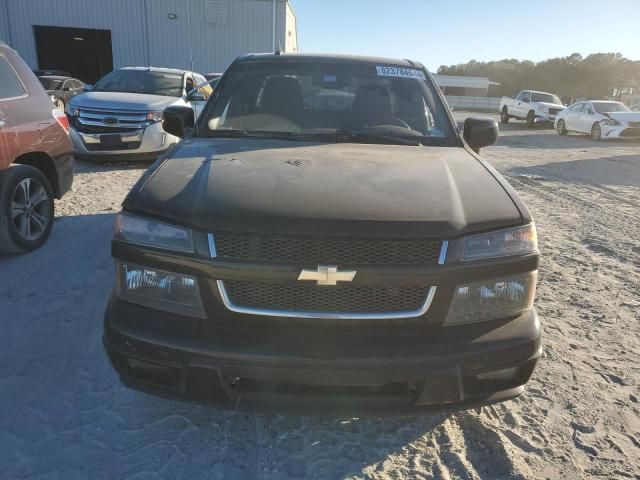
[2,0,292,74]
[3,0,146,68]
[0,2,10,43]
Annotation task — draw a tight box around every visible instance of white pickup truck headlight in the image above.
[146,111,163,122]
[116,262,204,318]
[444,272,537,326]
[462,224,537,261]
[114,213,193,252]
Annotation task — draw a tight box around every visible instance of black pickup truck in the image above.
[103,53,540,415]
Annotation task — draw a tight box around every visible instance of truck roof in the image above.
[236,52,425,70]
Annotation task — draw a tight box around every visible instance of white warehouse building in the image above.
[0,0,297,82]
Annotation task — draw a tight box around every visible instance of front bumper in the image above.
[104,293,541,415]
[534,113,558,124]
[69,121,179,160]
[602,125,640,139]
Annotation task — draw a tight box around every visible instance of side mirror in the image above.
[187,89,206,102]
[463,117,499,153]
[162,106,195,138]
[83,84,93,92]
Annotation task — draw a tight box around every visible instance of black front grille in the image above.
[549,108,562,115]
[223,280,430,314]
[215,232,442,265]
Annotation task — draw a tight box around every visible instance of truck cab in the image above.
[500,90,565,127]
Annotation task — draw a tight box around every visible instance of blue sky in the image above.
[291,0,640,71]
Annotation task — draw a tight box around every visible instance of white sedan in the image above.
[554,100,640,141]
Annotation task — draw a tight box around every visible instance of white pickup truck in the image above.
[500,90,565,127]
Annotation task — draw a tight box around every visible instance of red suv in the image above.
[0,41,73,253]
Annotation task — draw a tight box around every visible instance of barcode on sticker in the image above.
[376,66,426,80]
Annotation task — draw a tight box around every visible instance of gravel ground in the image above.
[1,114,639,479]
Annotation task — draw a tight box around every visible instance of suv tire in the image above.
[0,165,55,253]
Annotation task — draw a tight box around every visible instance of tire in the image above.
[526,110,536,128]
[501,107,510,124]
[55,98,65,111]
[591,122,602,141]
[556,119,567,135]
[0,165,55,253]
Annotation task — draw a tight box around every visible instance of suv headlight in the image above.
[115,261,204,318]
[114,213,193,252]
[462,224,537,261]
[602,118,622,126]
[445,272,537,326]
[146,111,163,122]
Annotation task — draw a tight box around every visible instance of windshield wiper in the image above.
[282,130,422,146]
[203,129,424,146]
[205,128,250,137]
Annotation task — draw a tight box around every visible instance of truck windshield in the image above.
[93,70,184,97]
[201,60,457,146]
[531,93,562,104]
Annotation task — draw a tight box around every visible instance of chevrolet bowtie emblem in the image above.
[298,266,357,286]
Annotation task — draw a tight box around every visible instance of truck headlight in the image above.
[444,272,537,326]
[146,111,163,122]
[115,262,204,318]
[462,224,537,261]
[114,213,193,252]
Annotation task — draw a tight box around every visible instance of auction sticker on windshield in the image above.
[376,66,426,80]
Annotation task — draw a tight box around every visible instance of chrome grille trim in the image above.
[438,240,448,265]
[77,108,152,130]
[216,280,437,320]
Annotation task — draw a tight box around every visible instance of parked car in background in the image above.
[0,42,73,253]
[33,69,71,78]
[631,102,640,112]
[555,100,640,141]
[38,75,84,111]
[67,67,211,161]
[104,53,541,415]
[500,90,565,127]
[204,72,222,82]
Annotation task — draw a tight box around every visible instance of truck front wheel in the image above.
[501,107,510,124]
[526,111,536,128]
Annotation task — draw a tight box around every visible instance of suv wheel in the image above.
[0,165,55,253]
[55,98,65,111]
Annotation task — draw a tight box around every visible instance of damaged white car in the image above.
[555,100,640,141]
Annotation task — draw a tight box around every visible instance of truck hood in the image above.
[123,139,523,238]
[604,111,640,123]
[69,91,180,111]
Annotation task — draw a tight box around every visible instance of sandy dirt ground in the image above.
[1,114,639,479]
